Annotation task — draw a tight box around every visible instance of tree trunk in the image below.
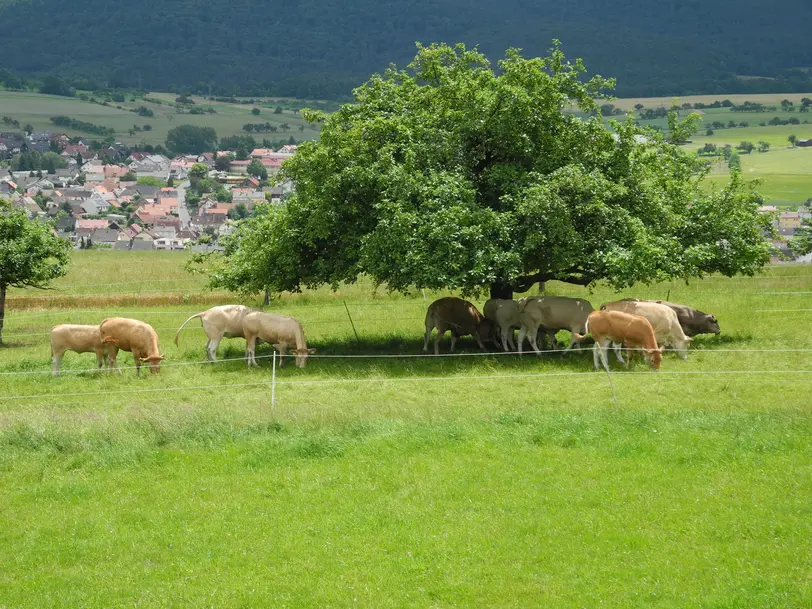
[263,289,271,306]
[0,283,6,345]
[489,280,513,300]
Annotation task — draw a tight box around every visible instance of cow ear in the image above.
[308,348,317,354]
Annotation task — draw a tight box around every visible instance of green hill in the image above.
[1,0,811,99]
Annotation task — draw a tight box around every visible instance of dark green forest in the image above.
[0,0,811,99]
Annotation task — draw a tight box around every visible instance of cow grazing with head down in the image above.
[243,311,315,368]
[618,299,720,337]
[100,317,165,374]
[483,298,521,351]
[517,296,594,352]
[423,297,493,355]
[575,310,663,371]
[601,300,692,359]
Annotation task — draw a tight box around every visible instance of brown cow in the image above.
[100,317,165,374]
[423,297,493,355]
[576,310,663,371]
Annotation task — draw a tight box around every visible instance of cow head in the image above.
[145,354,166,374]
[643,346,664,370]
[294,347,317,368]
[705,314,721,335]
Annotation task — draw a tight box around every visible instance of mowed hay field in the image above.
[0,252,810,607]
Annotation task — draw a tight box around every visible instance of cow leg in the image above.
[449,333,458,353]
[592,342,602,370]
[526,324,541,355]
[506,328,516,351]
[474,332,487,352]
[517,327,527,355]
[134,356,141,376]
[613,342,626,364]
[52,350,63,376]
[204,338,212,360]
[423,324,433,353]
[207,335,223,362]
[598,339,612,373]
[245,336,256,367]
[434,327,446,355]
[501,327,512,352]
[277,343,288,367]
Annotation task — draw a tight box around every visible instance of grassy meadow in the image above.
[0,90,322,146]
[0,251,810,607]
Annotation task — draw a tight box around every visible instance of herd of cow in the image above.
[423,295,721,371]
[47,296,720,376]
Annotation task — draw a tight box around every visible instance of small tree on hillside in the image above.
[0,200,71,344]
[737,141,755,154]
[252,107,261,116]
[788,134,797,147]
[757,141,770,153]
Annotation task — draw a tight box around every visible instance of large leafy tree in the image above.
[197,43,771,298]
[166,125,217,155]
[0,201,71,344]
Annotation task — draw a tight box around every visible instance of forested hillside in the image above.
[1,0,811,99]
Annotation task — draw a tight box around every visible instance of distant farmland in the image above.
[1,89,810,206]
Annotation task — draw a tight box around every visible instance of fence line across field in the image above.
[3,346,812,377]
[2,368,812,404]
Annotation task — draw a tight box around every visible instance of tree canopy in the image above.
[195,43,772,299]
[0,200,72,343]
[166,125,217,155]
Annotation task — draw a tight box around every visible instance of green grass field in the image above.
[0,90,321,146]
[1,252,810,607]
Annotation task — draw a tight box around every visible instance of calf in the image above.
[243,311,315,368]
[601,300,692,359]
[174,304,258,361]
[576,310,663,371]
[99,317,165,374]
[423,297,493,355]
[50,324,110,376]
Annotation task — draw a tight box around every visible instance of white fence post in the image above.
[271,350,277,408]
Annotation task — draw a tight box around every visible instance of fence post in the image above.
[343,300,360,343]
[271,350,277,408]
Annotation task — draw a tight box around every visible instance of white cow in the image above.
[174,305,258,361]
[50,324,110,376]
[600,300,692,359]
[243,311,315,368]
[519,296,594,351]
[483,298,521,351]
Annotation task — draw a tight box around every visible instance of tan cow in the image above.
[600,300,692,359]
[174,305,258,361]
[50,324,110,376]
[243,311,315,368]
[575,310,663,371]
[423,297,493,355]
[100,317,165,374]
[483,298,521,351]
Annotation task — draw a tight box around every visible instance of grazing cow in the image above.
[483,298,521,351]
[518,296,594,351]
[100,317,165,374]
[601,300,692,359]
[618,299,721,337]
[50,324,110,376]
[243,311,315,368]
[174,305,258,361]
[423,297,493,355]
[575,310,663,371]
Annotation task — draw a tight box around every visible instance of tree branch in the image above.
[511,269,594,291]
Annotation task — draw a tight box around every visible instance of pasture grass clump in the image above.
[0,252,810,607]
